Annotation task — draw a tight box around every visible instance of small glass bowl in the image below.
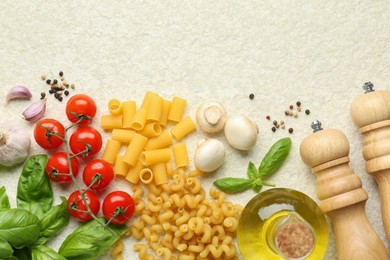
[237,188,329,260]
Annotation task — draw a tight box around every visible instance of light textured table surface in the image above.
[1,1,390,259]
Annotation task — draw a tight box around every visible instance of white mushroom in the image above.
[194,139,225,173]
[224,116,258,151]
[196,101,227,133]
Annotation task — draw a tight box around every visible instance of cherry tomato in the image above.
[66,94,97,125]
[46,152,79,183]
[102,191,135,225]
[83,159,114,191]
[67,190,100,222]
[69,126,102,158]
[34,118,65,149]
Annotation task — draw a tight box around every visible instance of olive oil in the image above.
[237,188,328,260]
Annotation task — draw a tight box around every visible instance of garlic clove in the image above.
[224,116,258,151]
[194,139,225,173]
[21,98,47,122]
[6,85,32,103]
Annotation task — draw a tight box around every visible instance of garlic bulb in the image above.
[196,101,227,133]
[194,139,225,173]
[0,124,31,167]
[224,116,258,151]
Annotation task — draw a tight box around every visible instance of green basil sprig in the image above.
[0,155,70,259]
[17,154,52,218]
[59,218,130,259]
[214,137,292,193]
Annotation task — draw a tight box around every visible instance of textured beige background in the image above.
[1,1,390,259]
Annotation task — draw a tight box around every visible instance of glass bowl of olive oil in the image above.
[237,188,328,260]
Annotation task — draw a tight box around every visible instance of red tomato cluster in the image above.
[33,94,135,225]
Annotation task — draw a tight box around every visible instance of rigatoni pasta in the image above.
[141,148,171,166]
[170,116,196,141]
[159,99,171,127]
[146,94,163,122]
[101,139,122,164]
[114,155,130,178]
[172,143,189,168]
[168,96,187,122]
[112,129,135,144]
[123,133,148,166]
[122,101,137,128]
[144,130,173,150]
[151,163,168,185]
[137,122,161,138]
[126,159,143,184]
[108,98,122,115]
[101,115,122,130]
[130,108,147,130]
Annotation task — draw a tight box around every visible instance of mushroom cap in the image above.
[194,139,225,172]
[224,116,258,150]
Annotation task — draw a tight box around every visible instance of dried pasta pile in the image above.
[130,170,242,259]
[100,91,242,259]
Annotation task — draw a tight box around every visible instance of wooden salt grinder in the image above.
[300,121,388,260]
[350,83,390,242]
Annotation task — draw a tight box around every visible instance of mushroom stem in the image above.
[205,106,222,125]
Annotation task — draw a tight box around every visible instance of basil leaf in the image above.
[0,208,40,248]
[13,247,30,260]
[213,178,253,193]
[258,137,292,178]
[31,245,66,260]
[35,197,70,245]
[0,186,10,209]
[58,218,129,259]
[17,155,53,218]
[247,161,259,181]
[0,237,13,259]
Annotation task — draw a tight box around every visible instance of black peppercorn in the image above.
[46,79,51,85]
[53,79,58,84]
[58,96,63,102]
[296,101,301,107]
[40,92,46,99]
[288,128,293,133]
[48,89,54,94]
[59,71,63,77]
[64,90,69,96]
[272,127,276,132]
[54,93,60,98]
[305,109,310,115]
[249,93,254,100]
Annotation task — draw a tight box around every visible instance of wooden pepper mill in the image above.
[350,82,390,242]
[300,121,388,260]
